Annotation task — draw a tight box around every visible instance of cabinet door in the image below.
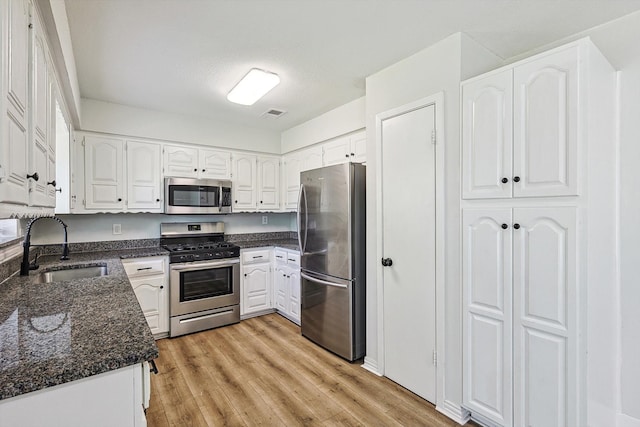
[462,70,513,199]
[32,13,48,146]
[283,154,301,210]
[232,153,257,211]
[301,146,323,171]
[273,265,288,312]
[241,263,271,315]
[131,276,168,335]
[46,152,56,205]
[462,208,513,427]
[84,136,124,210]
[257,156,279,210]
[513,47,578,198]
[29,139,48,206]
[163,144,198,178]
[288,267,301,324]
[0,0,30,205]
[350,131,367,163]
[512,207,576,427]
[126,141,162,211]
[322,136,351,166]
[199,148,231,179]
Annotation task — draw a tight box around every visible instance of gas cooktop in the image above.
[160,222,240,263]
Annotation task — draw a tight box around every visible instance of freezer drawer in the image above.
[300,271,364,361]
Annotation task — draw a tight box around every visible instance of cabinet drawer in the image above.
[241,249,271,264]
[274,249,287,264]
[123,256,167,277]
[286,251,300,266]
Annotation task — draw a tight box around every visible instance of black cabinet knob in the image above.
[47,180,56,187]
[244,273,247,277]
[260,200,263,204]
[513,176,521,183]
[27,172,39,181]
[160,286,164,289]
[235,200,238,204]
[118,198,122,202]
[350,153,355,156]
[501,224,508,229]
[202,169,205,172]
[513,223,521,230]
[156,198,160,202]
[194,168,198,172]
[381,258,393,267]
[501,177,508,184]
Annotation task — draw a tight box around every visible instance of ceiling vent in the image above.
[261,108,287,119]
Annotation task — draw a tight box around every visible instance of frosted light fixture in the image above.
[227,68,280,105]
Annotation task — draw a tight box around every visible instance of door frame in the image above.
[374,92,446,407]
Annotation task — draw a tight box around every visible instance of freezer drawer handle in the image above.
[301,272,348,289]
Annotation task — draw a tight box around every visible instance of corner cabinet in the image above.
[273,248,301,325]
[122,256,169,337]
[461,38,616,427]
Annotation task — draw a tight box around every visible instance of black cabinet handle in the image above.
[350,153,355,156]
[513,176,521,183]
[513,223,521,230]
[149,360,159,375]
[253,255,263,259]
[27,172,39,181]
[55,188,62,193]
[137,267,152,271]
[244,273,247,277]
[47,180,56,187]
[381,258,393,267]
[501,177,508,184]
[501,224,508,229]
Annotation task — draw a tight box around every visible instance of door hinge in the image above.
[431,129,437,145]
[432,350,437,366]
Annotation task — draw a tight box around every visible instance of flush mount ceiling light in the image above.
[226,68,280,106]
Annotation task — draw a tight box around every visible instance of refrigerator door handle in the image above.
[297,183,308,253]
[301,271,348,289]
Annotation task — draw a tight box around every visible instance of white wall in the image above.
[281,97,365,153]
[81,99,282,154]
[364,32,501,416]
[27,212,294,245]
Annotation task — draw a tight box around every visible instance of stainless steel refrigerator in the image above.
[298,162,366,361]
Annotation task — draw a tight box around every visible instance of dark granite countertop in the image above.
[0,249,162,401]
[235,239,299,251]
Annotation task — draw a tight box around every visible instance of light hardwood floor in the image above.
[146,314,475,426]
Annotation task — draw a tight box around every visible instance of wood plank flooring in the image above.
[146,314,474,427]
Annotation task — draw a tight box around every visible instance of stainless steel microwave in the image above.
[164,177,232,214]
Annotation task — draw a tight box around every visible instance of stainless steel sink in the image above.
[34,265,108,283]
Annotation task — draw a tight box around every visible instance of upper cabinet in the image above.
[323,130,366,166]
[163,144,231,180]
[462,46,579,200]
[282,145,322,211]
[126,140,162,211]
[84,135,125,210]
[232,153,280,212]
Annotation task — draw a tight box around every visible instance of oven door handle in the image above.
[170,259,240,271]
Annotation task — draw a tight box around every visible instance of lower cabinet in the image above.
[122,256,169,336]
[240,248,272,316]
[240,247,300,324]
[0,363,150,427]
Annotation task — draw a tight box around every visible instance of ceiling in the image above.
[65,0,640,133]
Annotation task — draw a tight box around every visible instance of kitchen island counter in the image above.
[0,248,163,401]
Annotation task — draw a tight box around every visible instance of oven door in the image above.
[169,258,240,316]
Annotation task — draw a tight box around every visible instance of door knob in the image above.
[381,258,393,267]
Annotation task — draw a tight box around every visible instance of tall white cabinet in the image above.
[461,38,616,427]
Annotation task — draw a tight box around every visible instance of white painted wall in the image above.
[80,99,282,154]
[364,32,501,416]
[281,96,365,153]
[27,212,294,245]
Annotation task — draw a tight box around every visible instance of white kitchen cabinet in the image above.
[322,130,366,166]
[123,256,169,336]
[84,135,125,210]
[273,248,300,325]
[232,153,280,212]
[462,46,578,200]
[460,38,617,427]
[126,140,162,211]
[282,145,322,211]
[163,144,232,180]
[240,248,272,317]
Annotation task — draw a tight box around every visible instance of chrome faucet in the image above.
[20,216,70,276]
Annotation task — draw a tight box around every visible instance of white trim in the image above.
[618,413,640,427]
[361,357,382,376]
[374,92,446,408]
[614,70,624,427]
[0,242,22,264]
[436,400,471,425]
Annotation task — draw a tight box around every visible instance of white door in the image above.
[301,146,323,171]
[461,69,513,200]
[199,148,231,179]
[242,263,271,315]
[283,154,301,210]
[257,156,279,210]
[322,136,350,166]
[232,153,257,211]
[288,267,301,323]
[273,264,288,312]
[163,144,198,178]
[513,47,578,198]
[381,103,437,403]
[512,207,576,427]
[131,276,165,335]
[462,208,513,427]
[126,141,162,211]
[84,136,124,210]
[349,131,367,163]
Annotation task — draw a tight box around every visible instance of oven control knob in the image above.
[215,252,221,257]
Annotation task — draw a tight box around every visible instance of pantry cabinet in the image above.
[461,38,616,427]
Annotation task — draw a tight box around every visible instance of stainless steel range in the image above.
[160,222,240,337]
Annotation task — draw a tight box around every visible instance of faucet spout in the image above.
[20,216,70,276]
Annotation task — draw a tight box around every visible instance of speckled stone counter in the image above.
[0,248,164,401]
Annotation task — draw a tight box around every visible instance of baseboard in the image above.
[362,357,382,376]
[619,413,640,427]
[436,400,471,425]
[240,309,276,321]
